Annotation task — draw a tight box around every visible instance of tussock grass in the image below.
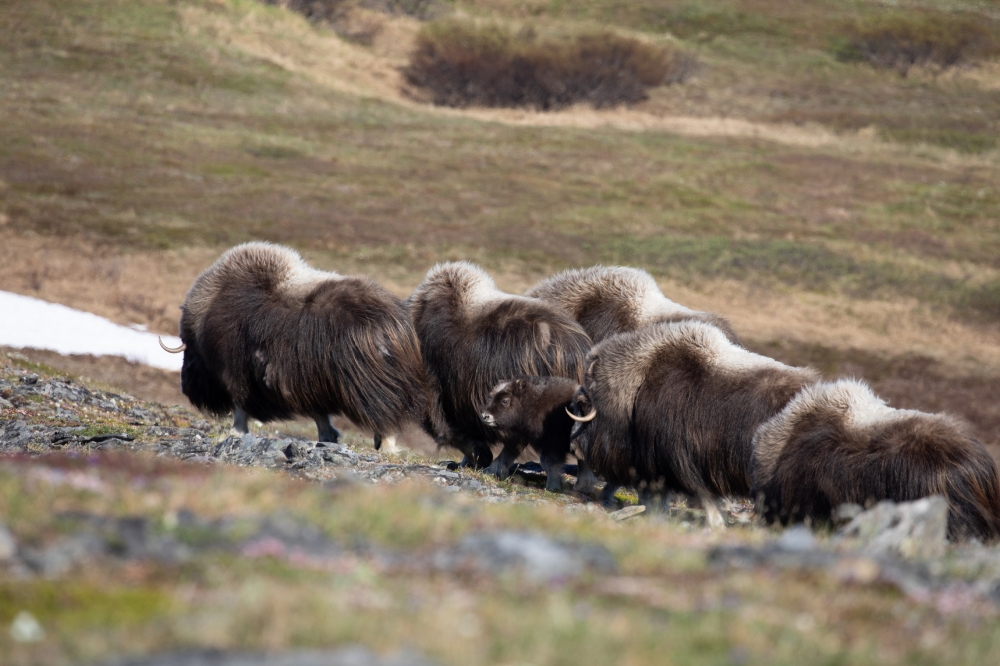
[833,11,1000,76]
[404,20,694,109]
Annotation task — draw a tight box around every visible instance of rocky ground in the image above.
[3,352,1000,665]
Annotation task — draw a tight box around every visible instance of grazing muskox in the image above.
[160,242,427,449]
[573,320,819,525]
[407,261,592,475]
[481,376,588,492]
[751,378,1000,541]
[525,265,739,344]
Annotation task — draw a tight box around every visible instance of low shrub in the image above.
[833,11,999,76]
[261,0,442,22]
[404,21,695,110]
[260,0,446,44]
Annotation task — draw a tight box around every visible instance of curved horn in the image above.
[158,337,186,353]
[566,406,597,423]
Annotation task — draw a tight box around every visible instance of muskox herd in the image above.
[162,243,1000,542]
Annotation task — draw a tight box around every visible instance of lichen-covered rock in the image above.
[836,497,949,559]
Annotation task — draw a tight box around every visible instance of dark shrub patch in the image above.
[261,0,442,22]
[404,21,695,110]
[833,11,1000,76]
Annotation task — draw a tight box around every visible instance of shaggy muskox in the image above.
[525,265,739,344]
[481,376,589,492]
[573,320,819,525]
[161,242,427,448]
[407,261,592,475]
[751,378,1000,541]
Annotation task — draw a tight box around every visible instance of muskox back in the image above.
[580,321,819,502]
[752,379,1000,541]
[178,242,427,440]
[525,266,739,344]
[408,261,592,465]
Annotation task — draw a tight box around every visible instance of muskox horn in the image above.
[566,406,597,422]
[158,337,186,353]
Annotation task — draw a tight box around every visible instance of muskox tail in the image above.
[180,343,234,417]
[944,448,1000,542]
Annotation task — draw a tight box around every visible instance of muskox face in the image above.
[480,378,528,431]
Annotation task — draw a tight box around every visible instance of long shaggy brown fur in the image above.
[407,261,592,468]
[177,242,427,442]
[577,321,819,511]
[525,265,739,344]
[752,379,1000,541]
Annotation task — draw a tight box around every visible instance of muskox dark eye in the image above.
[502,397,509,406]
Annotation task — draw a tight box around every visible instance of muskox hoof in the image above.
[459,451,493,469]
[544,474,564,493]
[486,457,511,480]
[600,483,621,507]
[313,415,340,444]
[573,461,600,497]
[375,434,400,454]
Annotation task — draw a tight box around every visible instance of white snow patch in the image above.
[0,291,183,371]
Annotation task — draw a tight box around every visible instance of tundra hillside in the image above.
[1,0,998,454]
[1,0,1000,662]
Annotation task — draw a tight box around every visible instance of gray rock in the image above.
[0,522,17,562]
[103,646,438,666]
[837,496,949,559]
[833,503,864,525]
[21,533,105,576]
[776,525,817,552]
[434,531,616,582]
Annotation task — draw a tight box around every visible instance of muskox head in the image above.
[480,378,527,432]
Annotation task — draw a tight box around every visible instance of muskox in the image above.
[161,242,427,449]
[525,265,739,344]
[407,261,592,475]
[573,320,820,525]
[751,378,1000,541]
[481,376,588,492]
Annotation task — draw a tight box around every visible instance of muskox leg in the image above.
[600,483,621,506]
[486,445,517,480]
[313,415,340,444]
[696,492,727,530]
[458,441,493,469]
[539,452,565,493]
[573,458,600,496]
[374,433,400,454]
[232,406,250,435]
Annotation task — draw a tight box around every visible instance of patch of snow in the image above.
[0,291,183,371]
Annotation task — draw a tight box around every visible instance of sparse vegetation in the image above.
[405,20,694,109]
[833,10,1000,76]
[835,10,1000,76]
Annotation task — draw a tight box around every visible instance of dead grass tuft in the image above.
[833,11,1000,76]
[404,20,695,110]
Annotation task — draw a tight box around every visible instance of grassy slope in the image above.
[2,0,1000,318]
[3,358,1000,666]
